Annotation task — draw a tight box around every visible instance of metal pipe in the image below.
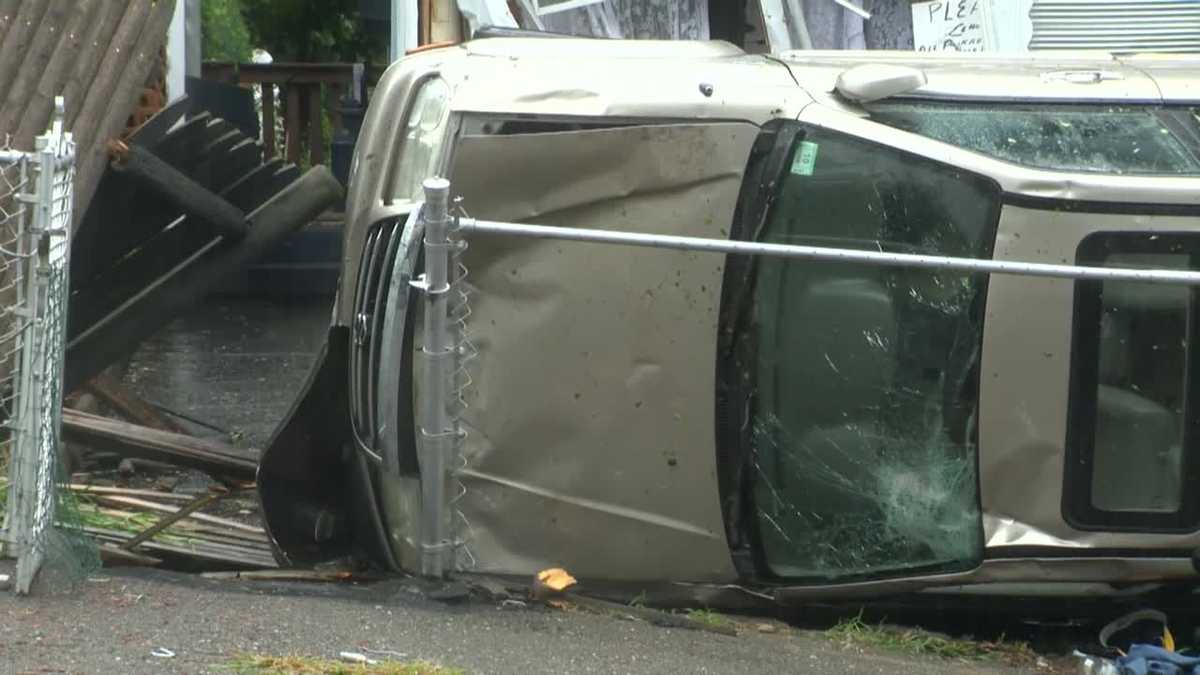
[832,0,871,21]
[460,219,1200,287]
[418,177,452,578]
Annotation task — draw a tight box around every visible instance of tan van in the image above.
[258,38,1200,604]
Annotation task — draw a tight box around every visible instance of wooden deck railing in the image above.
[201,62,382,167]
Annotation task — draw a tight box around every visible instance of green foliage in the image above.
[686,608,733,630]
[241,0,385,63]
[202,0,254,62]
[201,0,383,64]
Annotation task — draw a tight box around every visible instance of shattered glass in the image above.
[743,128,994,582]
[868,103,1200,176]
[753,414,981,578]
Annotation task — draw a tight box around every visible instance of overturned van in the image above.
[258,38,1200,604]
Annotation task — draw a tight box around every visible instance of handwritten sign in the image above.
[912,0,989,52]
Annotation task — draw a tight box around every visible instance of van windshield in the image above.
[736,125,994,582]
[867,103,1200,176]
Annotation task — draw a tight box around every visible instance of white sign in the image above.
[912,0,991,52]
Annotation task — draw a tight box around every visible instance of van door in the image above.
[719,119,1001,585]
[981,206,1200,548]
[744,100,1200,587]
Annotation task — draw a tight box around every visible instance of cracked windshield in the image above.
[869,103,1200,175]
[743,128,993,582]
[6,1,1200,673]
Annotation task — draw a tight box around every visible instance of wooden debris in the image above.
[66,472,275,569]
[98,543,162,568]
[66,483,196,503]
[108,140,249,241]
[89,504,273,553]
[89,494,265,535]
[84,371,187,434]
[61,409,258,480]
[84,525,276,569]
[122,490,226,552]
[201,569,360,583]
[65,166,343,392]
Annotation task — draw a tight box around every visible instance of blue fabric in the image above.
[1119,645,1200,675]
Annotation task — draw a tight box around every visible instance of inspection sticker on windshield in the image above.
[791,141,819,176]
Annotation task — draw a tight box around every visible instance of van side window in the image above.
[738,127,999,582]
[1066,234,1200,531]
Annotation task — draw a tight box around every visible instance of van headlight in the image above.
[392,77,451,204]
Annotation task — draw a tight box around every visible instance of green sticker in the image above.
[791,141,819,176]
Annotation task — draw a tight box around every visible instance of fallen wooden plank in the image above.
[98,543,161,568]
[85,503,272,548]
[123,490,225,551]
[84,371,187,433]
[84,513,273,554]
[172,529,274,553]
[179,522,271,547]
[90,494,265,534]
[61,408,258,480]
[67,483,197,503]
[201,569,360,583]
[109,141,249,241]
[84,526,277,569]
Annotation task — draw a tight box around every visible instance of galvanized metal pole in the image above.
[418,177,453,578]
[11,131,55,594]
[459,219,1200,286]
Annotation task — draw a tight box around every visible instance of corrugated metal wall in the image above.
[0,0,176,228]
[1030,0,1200,53]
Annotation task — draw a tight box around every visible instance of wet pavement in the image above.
[0,563,1042,675]
[119,294,334,451]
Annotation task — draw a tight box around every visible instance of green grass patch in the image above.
[225,654,463,675]
[827,613,1035,664]
[686,608,734,630]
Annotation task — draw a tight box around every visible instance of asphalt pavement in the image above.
[0,564,1039,675]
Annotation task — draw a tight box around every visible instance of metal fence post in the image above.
[0,151,29,564]
[418,177,453,578]
[2,97,75,594]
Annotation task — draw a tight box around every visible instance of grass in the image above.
[686,608,734,631]
[226,654,464,675]
[827,613,1037,664]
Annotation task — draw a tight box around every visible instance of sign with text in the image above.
[912,0,991,52]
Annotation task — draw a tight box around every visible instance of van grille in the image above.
[351,218,403,458]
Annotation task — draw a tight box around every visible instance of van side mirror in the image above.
[834,64,927,103]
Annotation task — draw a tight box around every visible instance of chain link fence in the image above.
[0,98,95,595]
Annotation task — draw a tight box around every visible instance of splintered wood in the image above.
[68,483,278,570]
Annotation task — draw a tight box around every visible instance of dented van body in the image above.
[258,38,1200,604]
